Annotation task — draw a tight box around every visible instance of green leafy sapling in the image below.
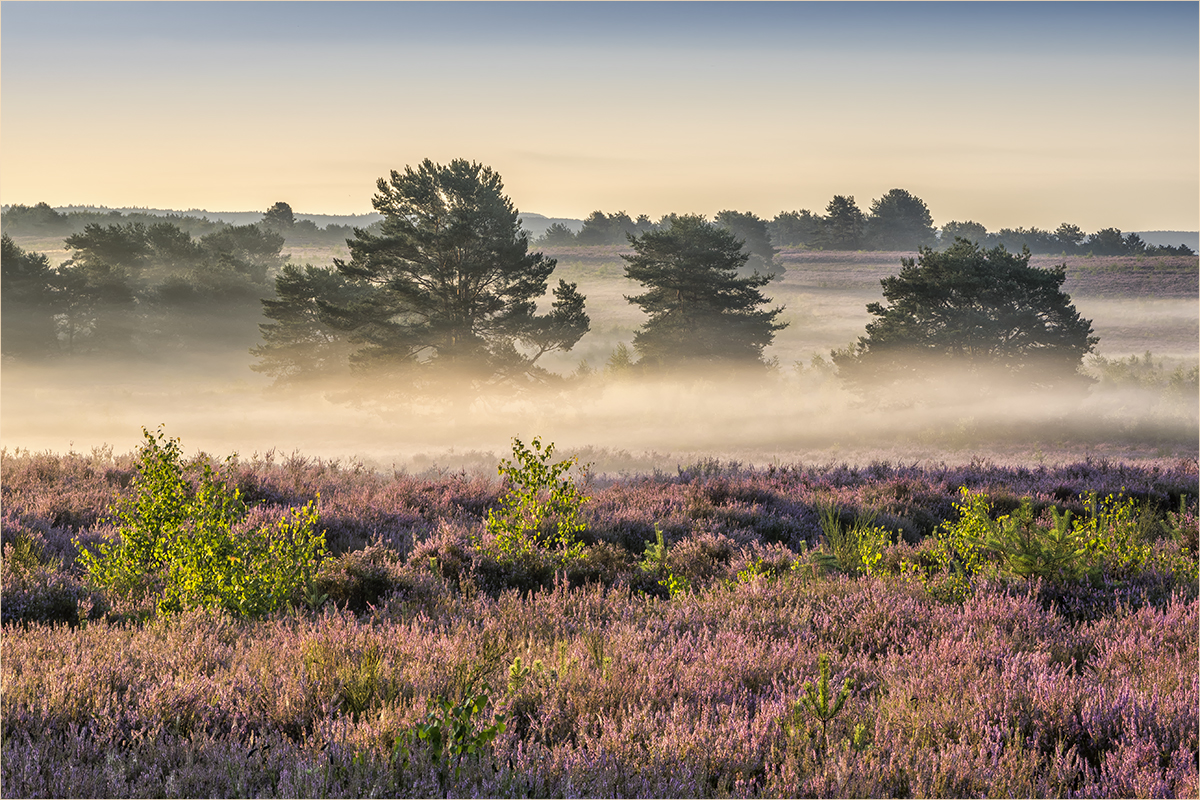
[483,437,588,568]
[77,426,328,619]
[397,691,506,797]
[901,487,988,601]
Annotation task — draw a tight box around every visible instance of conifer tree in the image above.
[250,264,362,384]
[323,159,589,387]
[622,215,786,368]
[834,238,1098,388]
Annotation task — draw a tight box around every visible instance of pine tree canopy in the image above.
[833,238,1098,388]
[322,159,589,386]
[622,215,786,368]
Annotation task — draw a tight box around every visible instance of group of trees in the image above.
[540,208,782,277]
[537,189,1193,257]
[769,189,939,251]
[251,160,788,389]
[1,220,285,358]
[938,221,1192,257]
[541,189,938,254]
[254,201,375,245]
[252,160,1095,393]
[3,160,1148,395]
[1,202,228,240]
[0,202,371,247]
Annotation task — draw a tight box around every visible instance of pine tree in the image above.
[866,188,937,251]
[622,215,786,368]
[322,159,589,388]
[833,238,1098,388]
[250,264,363,384]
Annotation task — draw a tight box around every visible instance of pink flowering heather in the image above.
[2,447,1197,797]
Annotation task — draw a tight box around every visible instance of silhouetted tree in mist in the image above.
[769,210,823,249]
[50,219,283,355]
[538,222,578,246]
[261,201,296,234]
[833,238,1097,390]
[622,215,786,368]
[251,264,363,383]
[939,220,989,247]
[866,189,937,250]
[321,158,590,389]
[53,258,137,355]
[198,225,285,285]
[63,223,154,275]
[575,211,652,245]
[0,202,72,235]
[819,195,866,249]
[1,235,59,357]
[1054,223,1086,253]
[714,210,781,276]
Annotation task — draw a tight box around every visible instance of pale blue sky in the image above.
[3,2,1197,230]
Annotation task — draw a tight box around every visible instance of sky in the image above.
[2,1,1197,231]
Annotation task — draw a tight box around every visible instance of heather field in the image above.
[2,442,1197,798]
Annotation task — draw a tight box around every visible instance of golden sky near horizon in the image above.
[2,2,1197,230]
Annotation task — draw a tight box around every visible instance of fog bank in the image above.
[2,354,1195,475]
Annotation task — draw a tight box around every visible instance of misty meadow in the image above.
[2,164,1197,466]
[2,158,1198,798]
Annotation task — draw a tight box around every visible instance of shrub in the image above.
[814,502,893,577]
[76,427,329,619]
[901,488,989,602]
[905,487,1200,604]
[478,437,588,571]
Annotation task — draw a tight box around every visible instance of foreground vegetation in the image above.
[2,435,1197,797]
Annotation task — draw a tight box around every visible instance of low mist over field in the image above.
[2,361,1195,474]
[2,243,1195,472]
[2,191,1196,472]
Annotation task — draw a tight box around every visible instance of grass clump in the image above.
[814,502,894,578]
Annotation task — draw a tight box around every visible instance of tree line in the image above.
[4,158,1184,396]
[541,190,1194,257]
[1,221,285,358]
[8,192,1192,260]
[0,202,372,246]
